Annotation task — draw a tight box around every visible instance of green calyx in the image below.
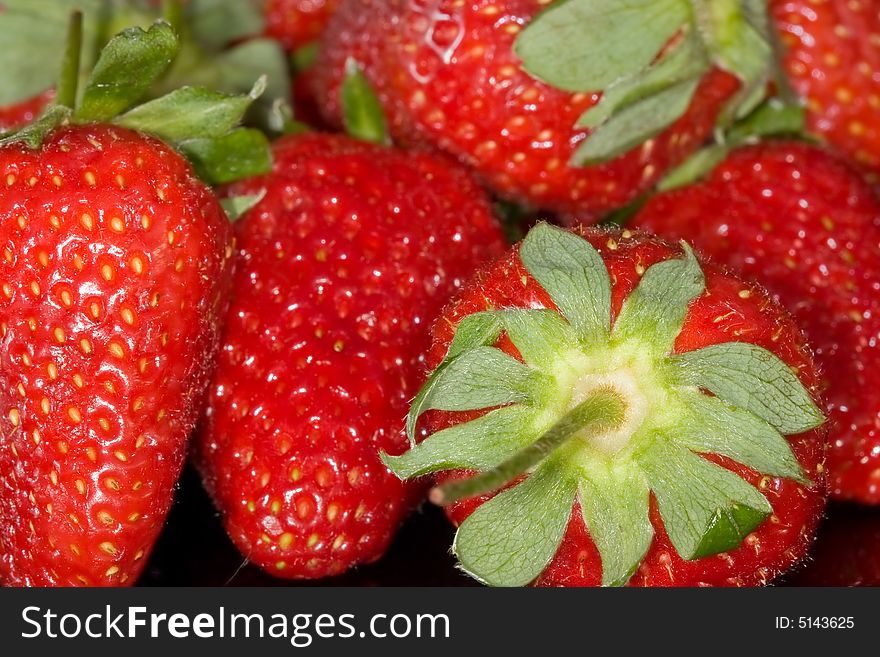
[340,58,390,146]
[0,4,277,185]
[383,223,824,587]
[514,0,786,166]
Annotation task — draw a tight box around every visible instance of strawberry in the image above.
[632,141,880,504]
[772,0,880,179]
[264,0,339,51]
[0,90,54,133]
[0,17,271,586]
[385,223,827,586]
[195,132,506,579]
[312,0,794,215]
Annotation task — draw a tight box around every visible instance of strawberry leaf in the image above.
[384,405,541,479]
[0,106,71,149]
[577,29,709,130]
[408,346,542,413]
[637,439,771,560]
[579,461,653,586]
[573,78,700,165]
[669,342,825,434]
[515,0,690,92]
[75,21,180,123]
[675,390,808,483]
[220,191,266,222]
[177,128,272,185]
[519,222,611,345]
[114,80,264,141]
[611,243,705,355]
[454,463,577,587]
[341,58,389,145]
[495,309,578,368]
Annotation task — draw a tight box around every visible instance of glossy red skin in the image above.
[632,142,880,504]
[314,0,740,215]
[772,0,880,180]
[196,133,506,579]
[0,90,54,133]
[264,0,339,50]
[429,227,826,586]
[0,125,234,586]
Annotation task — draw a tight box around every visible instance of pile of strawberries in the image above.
[1,0,879,588]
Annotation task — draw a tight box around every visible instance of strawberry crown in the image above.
[384,223,824,586]
[515,0,795,166]
[0,7,276,187]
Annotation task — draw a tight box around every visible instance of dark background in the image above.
[139,466,879,587]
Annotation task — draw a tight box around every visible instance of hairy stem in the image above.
[432,388,627,505]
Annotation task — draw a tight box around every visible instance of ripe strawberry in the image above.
[0,17,270,586]
[385,223,826,586]
[195,132,506,579]
[632,141,880,504]
[313,0,793,215]
[264,0,339,51]
[0,90,54,133]
[0,125,233,586]
[772,0,880,179]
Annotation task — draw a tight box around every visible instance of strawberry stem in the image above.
[56,11,83,110]
[432,388,626,505]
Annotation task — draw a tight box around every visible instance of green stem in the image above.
[161,0,185,35]
[432,388,627,505]
[56,11,83,110]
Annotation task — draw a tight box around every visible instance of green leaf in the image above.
[727,98,806,143]
[572,78,700,165]
[669,342,825,434]
[384,405,540,479]
[75,21,180,123]
[114,80,264,142]
[177,127,272,185]
[0,0,104,106]
[578,461,653,586]
[514,0,690,92]
[496,309,578,368]
[406,311,505,442]
[292,41,320,73]
[519,223,611,344]
[577,30,709,130]
[407,346,542,416]
[185,0,264,49]
[637,439,771,560]
[220,191,265,222]
[341,58,388,145]
[437,389,627,504]
[611,243,705,355]
[454,462,577,586]
[657,143,729,191]
[0,106,71,149]
[676,390,807,483]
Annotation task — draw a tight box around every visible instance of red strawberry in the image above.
[0,17,271,587]
[264,0,339,50]
[386,223,826,586]
[772,0,880,179]
[195,132,506,579]
[0,125,233,586]
[632,141,880,504]
[0,90,54,133]
[312,0,794,215]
